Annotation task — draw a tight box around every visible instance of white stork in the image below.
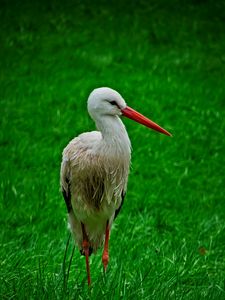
[60,87,171,285]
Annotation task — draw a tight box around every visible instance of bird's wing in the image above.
[60,158,72,213]
[60,131,102,212]
[114,190,126,220]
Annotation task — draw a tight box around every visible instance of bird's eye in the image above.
[110,101,118,106]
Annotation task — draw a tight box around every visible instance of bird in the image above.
[60,87,171,286]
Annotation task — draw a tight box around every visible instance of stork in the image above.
[60,87,171,286]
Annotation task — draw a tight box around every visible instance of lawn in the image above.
[0,0,225,299]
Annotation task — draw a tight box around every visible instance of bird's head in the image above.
[88,87,126,118]
[87,87,171,136]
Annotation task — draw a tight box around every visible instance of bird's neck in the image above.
[95,115,131,156]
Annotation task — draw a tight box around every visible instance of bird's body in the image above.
[60,87,171,285]
[61,125,130,252]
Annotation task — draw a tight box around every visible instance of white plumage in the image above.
[60,88,130,252]
[60,87,171,285]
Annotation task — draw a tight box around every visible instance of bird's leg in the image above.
[102,220,110,271]
[81,222,91,286]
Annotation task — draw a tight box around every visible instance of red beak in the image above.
[122,106,172,136]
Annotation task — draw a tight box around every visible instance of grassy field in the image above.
[1,0,225,299]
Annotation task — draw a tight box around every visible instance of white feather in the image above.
[60,88,131,252]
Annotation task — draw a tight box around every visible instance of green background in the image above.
[1,0,225,299]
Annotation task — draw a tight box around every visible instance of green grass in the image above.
[1,0,225,299]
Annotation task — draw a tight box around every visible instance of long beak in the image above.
[122,106,172,136]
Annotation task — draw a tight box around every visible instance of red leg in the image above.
[102,220,110,271]
[81,223,91,286]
